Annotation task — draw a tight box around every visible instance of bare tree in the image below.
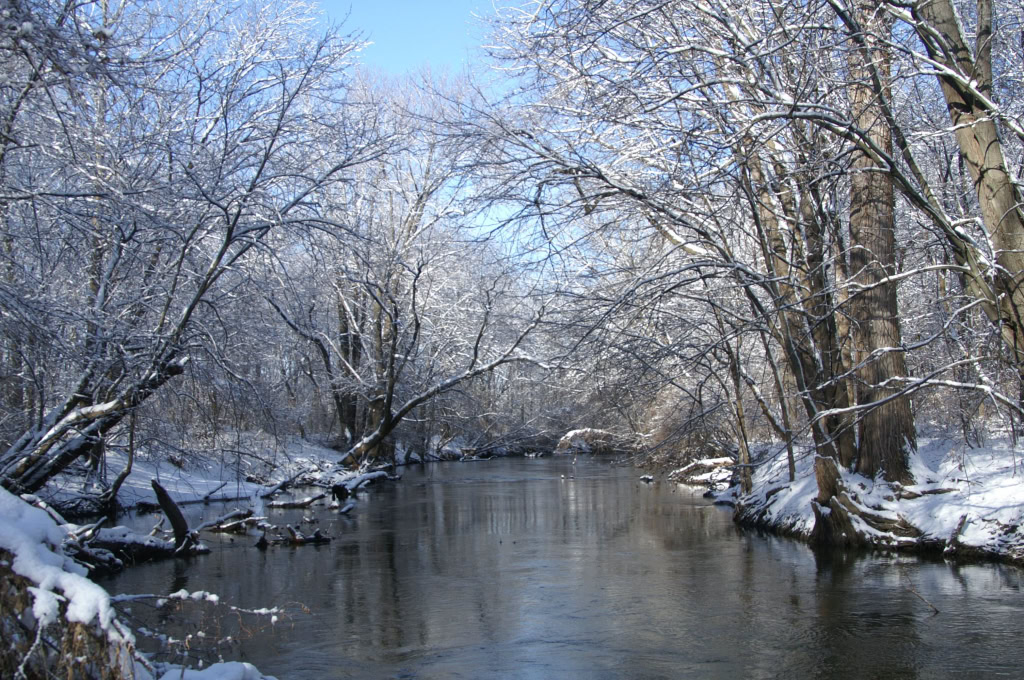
[0,0,381,493]
[266,76,549,466]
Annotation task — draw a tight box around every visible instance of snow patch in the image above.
[0,486,115,630]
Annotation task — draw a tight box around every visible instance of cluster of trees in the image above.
[477,0,1024,493]
[2,0,1022,513]
[0,0,551,499]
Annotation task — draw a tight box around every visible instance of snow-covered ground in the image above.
[714,435,1024,562]
[0,434,356,679]
[39,434,347,512]
[0,483,277,679]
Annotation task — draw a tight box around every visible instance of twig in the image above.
[901,566,940,615]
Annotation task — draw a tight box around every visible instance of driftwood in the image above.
[894,486,958,501]
[200,481,228,502]
[260,467,316,498]
[88,480,212,565]
[151,480,195,552]
[347,470,391,492]
[193,508,267,535]
[211,516,266,534]
[194,508,251,531]
[267,493,326,509]
[284,525,331,545]
[88,526,179,565]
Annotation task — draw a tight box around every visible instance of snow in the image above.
[155,661,269,680]
[668,456,734,488]
[0,485,116,630]
[726,435,1024,559]
[42,434,347,512]
[0,483,280,679]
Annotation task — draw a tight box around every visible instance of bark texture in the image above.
[846,0,916,483]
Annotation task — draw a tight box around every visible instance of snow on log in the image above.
[267,493,326,509]
[88,525,182,565]
[195,509,262,534]
[284,525,331,545]
[330,470,390,500]
[259,467,315,498]
[667,457,735,488]
[347,470,390,491]
[555,428,628,455]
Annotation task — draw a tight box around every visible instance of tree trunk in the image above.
[912,0,1024,375]
[846,0,915,483]
[151,479,194,553]
[1,357,187,494]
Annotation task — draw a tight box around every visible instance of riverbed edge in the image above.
[692,437,1024,569]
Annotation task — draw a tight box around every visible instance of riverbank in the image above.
[0,434,390,678]
[82,455,1024,678]
[0,483,280,679]
[707,435,1024,566]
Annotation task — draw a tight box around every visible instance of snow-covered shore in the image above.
[714,436,1024,564]
[0,434,357,678]
[0,431,446,677]
[0,483,277,679]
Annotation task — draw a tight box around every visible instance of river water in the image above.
[99,456,1024,679]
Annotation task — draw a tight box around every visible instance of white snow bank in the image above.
[44,433,347,511]
[155,661,270,679]
[0,486,278,679]
[0,485,116,630]
[730,436,1024,558]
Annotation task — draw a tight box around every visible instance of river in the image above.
[99,456,1024,679]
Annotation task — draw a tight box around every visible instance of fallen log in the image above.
[267,493,326,509]
[260,467,316,498]
[209,516,267,534]
[894,486,958,501]
[346,470,391,492]
[201,481,228,503]
[193,508,262,535]
[151,480,196,553]
[88,525,179,564]
[285,525,331,545]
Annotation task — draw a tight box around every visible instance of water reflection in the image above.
[101,457,1024,679]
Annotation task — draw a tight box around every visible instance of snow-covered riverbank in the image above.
[0,435,376,679]
[715,436,1024,564]
[0,483,278,679]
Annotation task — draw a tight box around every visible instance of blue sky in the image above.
[319,1,493,76]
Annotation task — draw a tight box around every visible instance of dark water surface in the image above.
[100,457,1023,679]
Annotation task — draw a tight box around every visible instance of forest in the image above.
[2,0,1024,676]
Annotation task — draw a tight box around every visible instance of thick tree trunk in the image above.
[912,0,1024,373]
[846,0,915,483]
[742,143,856,467]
